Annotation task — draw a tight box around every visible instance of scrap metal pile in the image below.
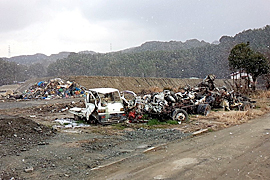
[2,78,85,100]
[68,74,256,125]
[127,89,211,123]
[126,74,256,123]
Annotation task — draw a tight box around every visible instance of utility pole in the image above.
[8,45,11,57]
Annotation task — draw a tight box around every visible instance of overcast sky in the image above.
[0,0,270,57]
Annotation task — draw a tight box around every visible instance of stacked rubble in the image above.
[23,78,86,100]
[2,78,86,100]
[65,74,256,124]
[127,74,256,123]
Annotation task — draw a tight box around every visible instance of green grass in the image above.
[147,119,179,126]
[111,123,128,130]
[75,119,86,124]
[166,120,179,125]
[147,119,162,125]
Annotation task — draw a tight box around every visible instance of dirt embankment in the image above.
[67,76,233,93]
[17,76,233,93]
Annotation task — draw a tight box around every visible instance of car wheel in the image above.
[197,104,211,116]
[240,101,251,111]
[172,109,189,124]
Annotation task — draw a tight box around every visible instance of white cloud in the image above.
[1,9,109,56]
[0,0,270,57]
[1,8,155,56]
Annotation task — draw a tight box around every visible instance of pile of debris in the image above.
[2,78,86,100]
[67,75,256,125]
[127,74,256,123]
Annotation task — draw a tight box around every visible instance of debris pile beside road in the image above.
[1,78,86,100]
[126,74,256,123]
[66,74,256,125]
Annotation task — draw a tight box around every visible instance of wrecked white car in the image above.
[69,88,127,124]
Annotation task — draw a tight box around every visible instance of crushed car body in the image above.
[69,88,127,124]
[139,90,211,124]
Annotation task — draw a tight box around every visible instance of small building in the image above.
[230,72,253,82]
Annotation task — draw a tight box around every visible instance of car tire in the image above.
[197,104,211,116]
[240,101,251,111]
[172,109,189,124]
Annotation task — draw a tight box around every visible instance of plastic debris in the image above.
[54,118,91,128]
[3,78,86,100]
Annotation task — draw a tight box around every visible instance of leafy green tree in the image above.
[228,42,270,90]
[246,52,269,85]
[228,43,252,71]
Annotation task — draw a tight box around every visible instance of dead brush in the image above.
[148,86,163,93]
[214,109,265,125]
[261,90,270,98]
[249,90,270,112]
[255,101,270,112]
[251,90,270,99]
[163,86,176,92]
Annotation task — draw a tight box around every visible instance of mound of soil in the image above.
[0,115,55,158]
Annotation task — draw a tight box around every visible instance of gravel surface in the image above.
[81,128,191,167]
[0,97,84,109]
[0,115,56,158]
[0,115,56,179]
[0,113,191,179]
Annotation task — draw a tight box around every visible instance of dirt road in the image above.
[91,113,270,180]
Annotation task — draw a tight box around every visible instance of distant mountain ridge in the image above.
[2,25,270,67]
[219,25,270,52]
[121,39,210,53]
[3,52,71,66]
[2,40,210,65]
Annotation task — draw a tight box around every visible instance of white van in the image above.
[69,88,127,124]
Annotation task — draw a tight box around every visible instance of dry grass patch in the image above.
[210,109,265,125]
[255,101,270,111]
[148,86,163,93]
[263,91,270,98]
[252,90,270,99]
[251,90,270,112]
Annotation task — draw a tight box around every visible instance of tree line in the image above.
[0,60,46,85]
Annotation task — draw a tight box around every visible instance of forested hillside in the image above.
[3,52,71,66]
[0,59,28,85]
[47,45,230,79]
[1,25,270,85]
[47,25,270,79]
[121,39,210,53]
